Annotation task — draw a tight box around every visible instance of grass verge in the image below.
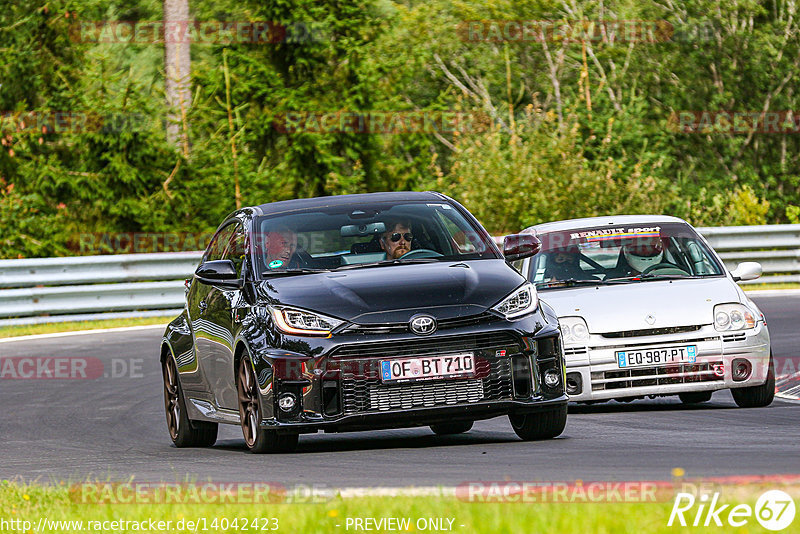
[743,282,800,291]
[0,481,797,533]
[0,316,169,339]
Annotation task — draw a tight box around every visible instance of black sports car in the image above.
[160,191,567,453]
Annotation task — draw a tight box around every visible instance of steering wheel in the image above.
[400,248,443,259]
[641,262,690,276]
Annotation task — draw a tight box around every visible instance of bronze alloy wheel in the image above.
[161,354,218,447]
[236,353,299,453]
[237,356,260,448]
[163,356,181,440]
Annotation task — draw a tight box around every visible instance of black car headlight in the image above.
[270,306,344,336]
[491,282,538,319]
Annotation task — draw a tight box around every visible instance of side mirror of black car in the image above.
[502,234,541,262]
[195,260,242,288]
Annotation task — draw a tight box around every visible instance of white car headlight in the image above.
[559,317,590,345]
[713,303,756,331]
[492,282,538,319]
[270,306,344,336]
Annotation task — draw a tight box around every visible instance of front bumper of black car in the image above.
[252,314,568,434]
[260,397,568,434]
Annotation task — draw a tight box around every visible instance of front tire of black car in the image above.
[731,353,775,408]
[162,355,218,447]
[509,405,567,441]
[679,391,713,404]
[237,354,299,453]
[430,421,473,435]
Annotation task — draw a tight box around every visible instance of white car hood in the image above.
[538,277,741,334]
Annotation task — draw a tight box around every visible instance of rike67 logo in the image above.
[669,490,796,531]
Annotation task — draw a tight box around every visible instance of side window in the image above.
[223,224,247,277]
[203,223,237,263]
[435,211,485,254]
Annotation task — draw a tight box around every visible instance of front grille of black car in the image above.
[340,312,499,336]
[328,333,520,414]
[329,332,520,359]
[600,325,702,339]
[591,361,724,391]
[341,357,513,414]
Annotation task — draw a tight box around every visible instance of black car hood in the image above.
[255,260,525,324]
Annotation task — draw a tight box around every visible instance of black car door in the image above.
[188,222,238,401]
[202,222,249,410]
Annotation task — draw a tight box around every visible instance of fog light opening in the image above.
[278,393,298,412]
[565,372,582,395]
[543,368,561,388]
[712,364,725,377]
[732,359,752,382]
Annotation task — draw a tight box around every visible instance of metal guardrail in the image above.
[697,225,800,284]
[0,252,203,289]
[0,225,798,324]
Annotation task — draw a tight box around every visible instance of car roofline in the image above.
[523,214,690,234]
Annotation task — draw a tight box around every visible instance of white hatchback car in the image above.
[515,215,774,407]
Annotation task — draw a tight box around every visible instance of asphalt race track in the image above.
[1,294,797,487]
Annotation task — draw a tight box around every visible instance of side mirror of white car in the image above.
[730,261,762,282]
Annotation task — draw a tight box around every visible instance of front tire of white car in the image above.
[731,353,775,408]
[679,391,712,404]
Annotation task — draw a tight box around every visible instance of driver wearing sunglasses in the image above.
[380,221,414,259]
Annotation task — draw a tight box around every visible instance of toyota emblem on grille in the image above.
[409,314,437,335]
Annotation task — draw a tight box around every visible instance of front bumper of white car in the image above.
[562,322,770,402]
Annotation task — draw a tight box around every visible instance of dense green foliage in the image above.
[1,0,799,257]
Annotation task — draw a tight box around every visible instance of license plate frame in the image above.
[380,353,475,383]
[616,345,697,369]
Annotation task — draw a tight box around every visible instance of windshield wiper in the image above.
[536,279,602,289]
[261,268,331,276]
[334,257,440,271]
[604,273,696,283]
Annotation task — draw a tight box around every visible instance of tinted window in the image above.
[254,201,498,275]
[203,223,237,263]
[223,224,247,277]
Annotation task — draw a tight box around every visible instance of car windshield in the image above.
[253,200,498,276]
[528,222,725,290]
